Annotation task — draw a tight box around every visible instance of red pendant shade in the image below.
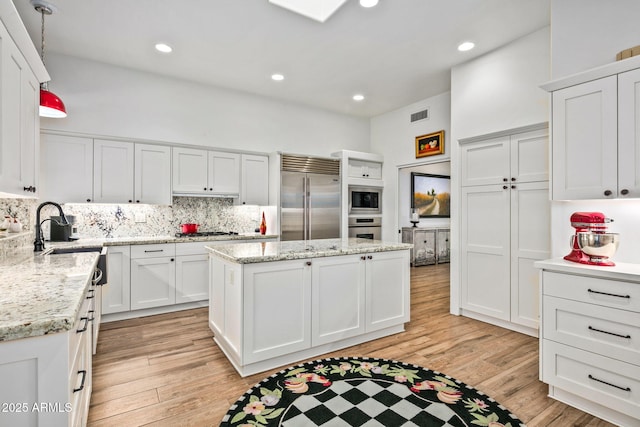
[39,88,67,118]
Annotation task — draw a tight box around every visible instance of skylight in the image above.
[268,0,348,23]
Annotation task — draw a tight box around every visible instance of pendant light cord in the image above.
[40,8,45,65]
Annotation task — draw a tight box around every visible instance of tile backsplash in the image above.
[0,197,270,255]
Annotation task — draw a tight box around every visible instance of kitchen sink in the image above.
[42,246,108,285]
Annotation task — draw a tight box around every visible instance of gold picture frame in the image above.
[415,130,444,158]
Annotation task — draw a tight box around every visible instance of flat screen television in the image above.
[411,172,451,218]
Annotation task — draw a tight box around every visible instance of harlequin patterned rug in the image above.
[220,357,524,427]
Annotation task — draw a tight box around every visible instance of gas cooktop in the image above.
[174,231,239,238]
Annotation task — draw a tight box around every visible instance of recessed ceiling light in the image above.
[271,74,285,81]
[359,0,379,7]
[155,43,173,53]
[457,41,475,52]
[353,94,365,101]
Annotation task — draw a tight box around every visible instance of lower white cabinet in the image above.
[175,254,209,303]
[130,244,176,310]
[103,246,131,315]
[538,266,640,426]
[0,279,94,427]
[209,249,410,376]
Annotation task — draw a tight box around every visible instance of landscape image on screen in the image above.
[411,173,450,218]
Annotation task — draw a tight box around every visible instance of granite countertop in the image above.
[0,251,99,342]
[535,258,640,283]
[42,233,277,250]
[207,238,413,264]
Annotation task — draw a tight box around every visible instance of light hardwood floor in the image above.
[89,264,615,426]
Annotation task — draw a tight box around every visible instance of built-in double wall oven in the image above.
[348,216,381,240]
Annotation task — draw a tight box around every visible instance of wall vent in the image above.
[410,108,429,123]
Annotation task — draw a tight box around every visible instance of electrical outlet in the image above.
[134,213,146,223]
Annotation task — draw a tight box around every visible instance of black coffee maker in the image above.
[50,215,78,241]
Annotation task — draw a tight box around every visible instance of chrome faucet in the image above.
[34,201,68,252]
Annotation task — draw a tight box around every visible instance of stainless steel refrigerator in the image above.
[280,154,341,241]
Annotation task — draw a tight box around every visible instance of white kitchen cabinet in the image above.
[134,143,171,204]
[130,244,176,310]
[209,248,410,376]
[103,246,131,315]
[0,279,94,427]
[348,158,382,180]
[40,134,94,203]
[538,266,640,426]
[175,254,209,303]
[548,67,640,200]
[243,259,312,364]
[365,250,410,332]
[0,21,40,197]
[240,154,269,205]
[311,255,365,346]
[209,151,240,196]
[93,139,135,203]
[460,126,549,335]
[172,147,240,196]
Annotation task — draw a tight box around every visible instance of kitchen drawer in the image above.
[542,271,640,313]
[542,340,640,420]
[68,288,92,372]
[543,295,640,365]
[131,243,176,259]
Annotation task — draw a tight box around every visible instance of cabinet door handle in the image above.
[511,185,516,189]
[587,288,630,299]
[86,198,91,202]
[144,249,164,253]
[170,258,175,262]
[128,200,133,203]
[367,255,373,260]
[88,310,95,322]
[503,178,508,182]
[621,189,629,196]
[503,185,508,190]
[306,261,312,266]
[360,256,366,260]
[511,177,516,181]
[136,200,140,203]
[588,326,630,339]
[73,370,87,393]
[86,289,95,299]
[604,190,613,196]
[588,374,631,392]
[203,187,207,191]
[77,317,89,333]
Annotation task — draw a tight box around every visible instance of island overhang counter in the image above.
[206,238,412,377]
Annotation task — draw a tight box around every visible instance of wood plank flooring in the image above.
[89,265,615,426]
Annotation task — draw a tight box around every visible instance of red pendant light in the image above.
[33,0,67,118]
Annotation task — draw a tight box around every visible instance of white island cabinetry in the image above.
[208,239,411,377]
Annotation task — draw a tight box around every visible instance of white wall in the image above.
[370,92,451,241]
[41,53,370,156]
[551,0,640,79]
[449,27,551,314]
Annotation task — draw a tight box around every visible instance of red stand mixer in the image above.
[564,212,619,266]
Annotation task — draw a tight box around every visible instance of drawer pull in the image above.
[588,374,631,392]
[587,289,630,299]
[77,317,89,333]
[73,370,87,393]
[86,289,95,299]
[144,249,164,253]
[588,326,631,339]
[88,310,95,322]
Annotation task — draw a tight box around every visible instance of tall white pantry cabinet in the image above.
[459,125,550,336]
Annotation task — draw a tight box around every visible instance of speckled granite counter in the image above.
[206,238,413,264]
[0,251,99,341]
[42,233,277,251]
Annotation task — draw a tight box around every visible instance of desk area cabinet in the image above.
[401,227,450,266]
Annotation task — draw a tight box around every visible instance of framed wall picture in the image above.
[415,130,444,158]
[411,172,450,218]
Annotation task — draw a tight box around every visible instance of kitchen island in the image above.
[207,238,412,376]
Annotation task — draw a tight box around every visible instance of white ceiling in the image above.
[13,0,550,118]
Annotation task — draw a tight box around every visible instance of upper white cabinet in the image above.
[0,21,40,197]
[93,139,135,203]
[240,154,269,205]
[40,134,94,203]
[459,126,549,335]
[348,159,382,180]
[41,134,171,204]
[134,144,171,204]
[172,147,240,197]
[545,62,640,200]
